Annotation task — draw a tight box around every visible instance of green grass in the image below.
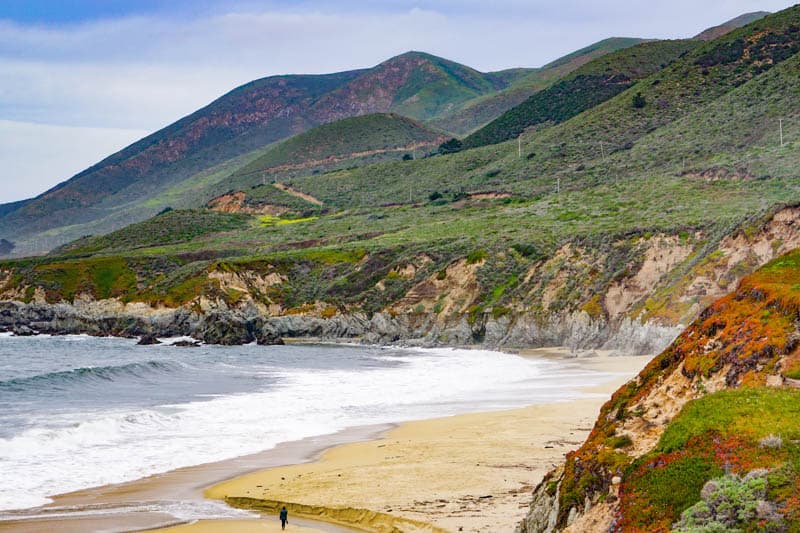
[52,210,251,256]
[657,388,800,453]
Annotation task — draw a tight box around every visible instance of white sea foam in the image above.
[0,345,619,512]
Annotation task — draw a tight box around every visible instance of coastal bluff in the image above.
[1,206,799,355]
[517,248,800,532]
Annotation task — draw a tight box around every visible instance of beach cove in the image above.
[0,336,648,532]
[170,352,646,533]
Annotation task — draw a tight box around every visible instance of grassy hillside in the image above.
[535,248,800,531]
[0,52,508,252]
[51,210,251,257]
[461,39,700,149]
[226,114,446,190]
[431,38,647,135]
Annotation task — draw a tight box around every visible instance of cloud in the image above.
[0,0,795,200]
[0,120,147,203]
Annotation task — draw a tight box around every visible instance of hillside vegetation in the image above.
[225,113,446,191]
[693,11,770,40]
[461,39,699,149]
[0,53,507,250]
[519,249,800,532]
[431,38,647,136]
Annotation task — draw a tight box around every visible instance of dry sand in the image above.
[183,353,649,533]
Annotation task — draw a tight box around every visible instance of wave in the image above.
[0,361,182,392]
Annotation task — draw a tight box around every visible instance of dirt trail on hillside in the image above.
[274,183,324,206]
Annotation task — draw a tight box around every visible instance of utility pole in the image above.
[557,177,560,195]
[518,135,522,158]
[780,119,784,147]
[600,141,606,163]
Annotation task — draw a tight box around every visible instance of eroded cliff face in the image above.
[1,207,799,353]
[517,246,800,533]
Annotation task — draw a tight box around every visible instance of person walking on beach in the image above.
[279,506,288,530]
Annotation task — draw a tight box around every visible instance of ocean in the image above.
[0,334,615,515]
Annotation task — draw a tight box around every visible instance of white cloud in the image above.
[0,120,147,203]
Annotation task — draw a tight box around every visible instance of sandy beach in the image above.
[171,352,649,533]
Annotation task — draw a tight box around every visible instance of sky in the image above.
[0,0,794,203]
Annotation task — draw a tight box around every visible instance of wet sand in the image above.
[0,425,388,533]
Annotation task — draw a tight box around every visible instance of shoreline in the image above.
[0,348,648,533]
[167,352,650,533]
[0,424,393,533]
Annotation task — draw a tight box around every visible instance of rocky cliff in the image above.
[516,247,800,532]
[1,206,799,355]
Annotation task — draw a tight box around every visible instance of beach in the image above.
[162,352,648,533]
[0,345,648,532]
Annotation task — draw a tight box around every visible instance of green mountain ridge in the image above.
[461,39,700,149]
[431,37,648,136]
[0,43,649,255]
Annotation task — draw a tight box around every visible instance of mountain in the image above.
[461,39,699,149]
[430,37,648,136]
[0,52,507,252]
[693,11,771,41]
[2,5,800,339]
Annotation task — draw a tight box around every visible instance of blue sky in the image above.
[0,0,795,202]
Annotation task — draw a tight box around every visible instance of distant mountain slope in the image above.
[227,113,446,189]
[693,11,771,41]
[0,52,505,251]
[431,37,647,135]
[462,39,699,149]
[268,6,800,215]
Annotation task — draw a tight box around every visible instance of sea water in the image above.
[0,335,616,512]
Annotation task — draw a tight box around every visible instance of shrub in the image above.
[466,249,487,264]
[673,472,784,533]
[511,243,542,259]
[438,138,463,155]
[632,92,647,109]
[608,434,634,449]
[491,305,511,320]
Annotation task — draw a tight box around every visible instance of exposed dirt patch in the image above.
[207,191,290,216]
[242,140,446,177]
[604,235,693,321]
[273,183,324,206]
[681,166,756,181]
[468,191,513,200]
[390,258,482,316]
